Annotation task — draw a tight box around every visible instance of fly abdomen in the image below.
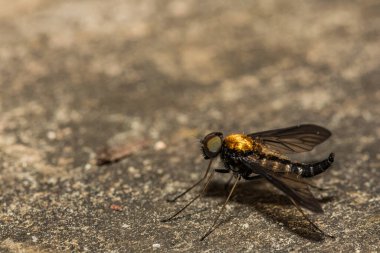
[292,153,335,178]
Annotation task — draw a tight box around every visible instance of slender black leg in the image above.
[290,199,335,239]
[200,176,241,241]
[226,174,261,193]
[166,159,213,202]
[224,174,233,193]
[242,175,262,181]
[161,169,215,222]
[215,169,230,173]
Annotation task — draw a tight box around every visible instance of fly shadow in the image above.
[198,178,336,241]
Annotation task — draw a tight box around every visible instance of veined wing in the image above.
[240,156,323,213]
[248,124,331,154]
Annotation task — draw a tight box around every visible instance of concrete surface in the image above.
[0,0,379,252]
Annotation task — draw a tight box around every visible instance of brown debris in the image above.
[96,139,150,166]
[110,204,123,212]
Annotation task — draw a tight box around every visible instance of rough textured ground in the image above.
[0,0,379,252]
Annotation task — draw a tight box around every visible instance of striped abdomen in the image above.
[291,153,334,178]
[259,153,335,178]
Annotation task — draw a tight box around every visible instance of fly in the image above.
[161,124,335,241]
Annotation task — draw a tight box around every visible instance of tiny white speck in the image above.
[122,223,130,228]
[242,223,249,229]
[154,141,167,151]
[128,166,141,178]
[47,131,56,140]
[177,114,189,124]
[32,236,38,242]
[128,166,137,173]
[153,243,161,249]
[84,163,92,170]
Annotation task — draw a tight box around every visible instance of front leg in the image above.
[242,174,262,181]
[214,169,233,192]
[215,169,230,173]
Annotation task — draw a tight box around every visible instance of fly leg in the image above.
[242,174,262,181]
[200,175,241,241]
[166,159,213,202]
[161,166,215,222]
[224,174,233,193]
[215,169,230,173]
[290,199,335,239]
[224,173,260,193]
[214,168,234,193]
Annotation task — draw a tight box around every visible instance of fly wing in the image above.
[240,157,323,213]
[248,124,331,154]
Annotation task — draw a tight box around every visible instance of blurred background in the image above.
[0,0,379,252]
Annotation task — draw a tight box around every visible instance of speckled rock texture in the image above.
[0,0,379,252]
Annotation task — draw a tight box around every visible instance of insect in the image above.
[161,124,335,241]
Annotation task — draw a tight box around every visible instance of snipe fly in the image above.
[162,124,335,241]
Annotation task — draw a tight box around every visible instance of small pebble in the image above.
[47,131,56,140]
[122,223,130,228]
[32,236,38,242]
[154,141,166,151]
[153,243,161,249]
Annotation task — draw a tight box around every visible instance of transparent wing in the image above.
[240,156,323,213]
[248,124,331,154]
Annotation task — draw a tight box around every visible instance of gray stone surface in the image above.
[0,0,379,252]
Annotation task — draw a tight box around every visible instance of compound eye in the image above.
[207,136,222,153]
[202,132,223,159]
